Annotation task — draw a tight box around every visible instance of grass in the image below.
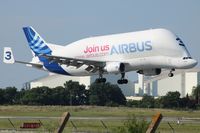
[157,123,200,133]
[0,105,200,117]
[0,106,200,132]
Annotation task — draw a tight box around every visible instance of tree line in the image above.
[127,85,200,109]
[0,80,126,106]
[1,80,200,109]
[127,91,197,109]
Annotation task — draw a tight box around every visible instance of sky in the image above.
[0,0,200,89]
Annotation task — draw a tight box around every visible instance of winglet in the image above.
[3,47,15,64]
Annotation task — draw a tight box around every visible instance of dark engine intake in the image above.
[137,68,161,76]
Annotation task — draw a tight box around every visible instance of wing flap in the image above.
[39,54,106,71]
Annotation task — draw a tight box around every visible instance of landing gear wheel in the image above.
[95,68,106,83]
[124,79,128,84]
[117,79,128,84]
[117,63,128,84]
[168,68,175,77]
[100,78,106,83]
[117,80,123,84]
[168,72,174,77]
[95,78,106,83]
[95,78,100,83]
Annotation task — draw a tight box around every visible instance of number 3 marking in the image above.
[5,51,11,60]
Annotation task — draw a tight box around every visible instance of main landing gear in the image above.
[117,63,128,84]
[95,63,128,84]
[168,68,175,77]
[117,72,128,84]
[95,68,106,83]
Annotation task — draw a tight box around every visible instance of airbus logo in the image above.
[110,40,152,55]
[83,40,152,56]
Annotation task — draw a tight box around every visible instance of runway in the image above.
[0,116,199,123]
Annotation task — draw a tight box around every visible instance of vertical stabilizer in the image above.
[23,26,52,56]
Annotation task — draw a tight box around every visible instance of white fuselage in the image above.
[4,27,197,81]
[48,28,196,76]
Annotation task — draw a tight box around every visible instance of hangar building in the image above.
[24,73,135,96]
[24,68,200,98]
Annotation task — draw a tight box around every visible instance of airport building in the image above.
[24,73,135,96]
[24,68,200,98]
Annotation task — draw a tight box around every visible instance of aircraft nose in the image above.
[180,58,198,69]
[191,59,198,67]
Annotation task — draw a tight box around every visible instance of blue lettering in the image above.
[129,43,136,52]
[122,44,129,53]
[110,40,152,55]
[145,40,152,50]
[118,45,122,54]
[110,45,119,55]
[137,42,144,52]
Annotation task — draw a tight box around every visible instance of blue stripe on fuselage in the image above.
[39,57,70,75]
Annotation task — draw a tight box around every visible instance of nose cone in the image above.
[190,59,198,67]
[175,58,198,69]
[184,59,198,68]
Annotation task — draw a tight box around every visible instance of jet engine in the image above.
[104,62,125,73]
[137,68,161,76]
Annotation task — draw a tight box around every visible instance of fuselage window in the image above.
[183,57,192,60]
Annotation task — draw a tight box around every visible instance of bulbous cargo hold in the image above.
[4,27,197,84]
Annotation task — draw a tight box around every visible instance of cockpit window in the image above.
[183,57,192,60]
[176,37,185,46]
[176,35,192,58]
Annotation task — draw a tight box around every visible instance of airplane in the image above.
[3,27,198,84]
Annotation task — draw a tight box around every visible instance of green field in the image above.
[1,105,200,117]
[0,105,200,133]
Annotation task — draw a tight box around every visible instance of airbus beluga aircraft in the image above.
[3,27,197,84]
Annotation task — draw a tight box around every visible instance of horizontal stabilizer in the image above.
[15,60,43,68]
[3,47,43,68]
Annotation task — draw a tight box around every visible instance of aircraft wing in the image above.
[39,54,106,72]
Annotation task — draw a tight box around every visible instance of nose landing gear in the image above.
[168,72,174,77]
[168,68,175,77]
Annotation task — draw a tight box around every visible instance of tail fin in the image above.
[3,47,15,64]
[23,26,52,56]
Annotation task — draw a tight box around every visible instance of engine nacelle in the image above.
[104,62,124,73]
[137,68,161,76]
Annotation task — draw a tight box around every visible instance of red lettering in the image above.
[84,46,89,53]
[88,47,93,53]
[101,45,110,51]
[106,45,110,50]
[94,46,99,52]
[84,45,110,54]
